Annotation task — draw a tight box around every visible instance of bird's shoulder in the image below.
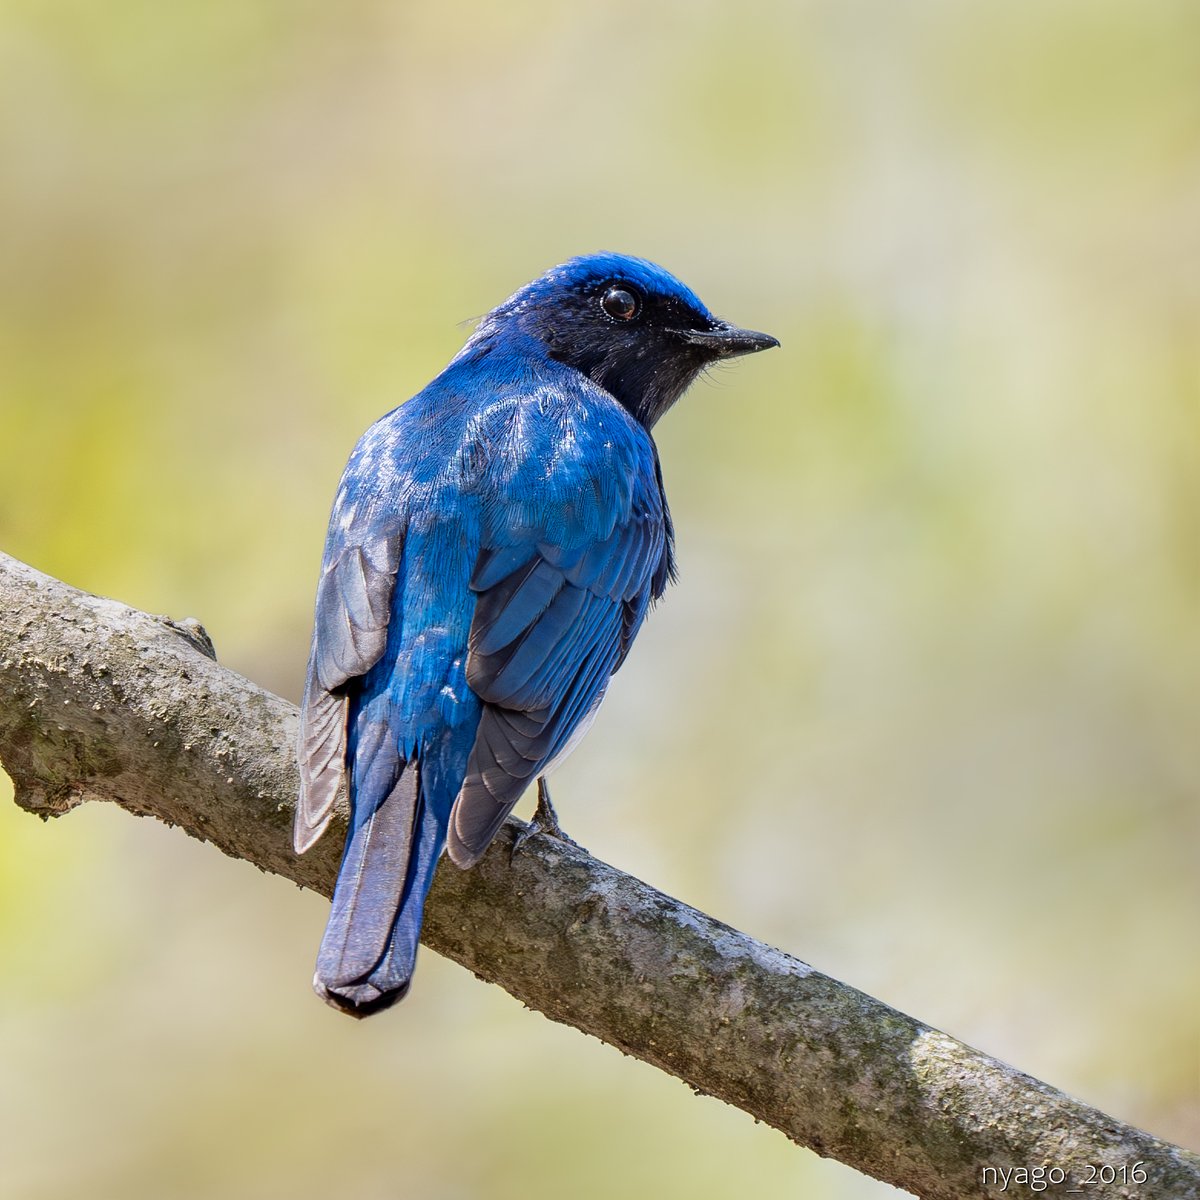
[338,347,651,489]
[319,349,670,593]
[444,352,664,547]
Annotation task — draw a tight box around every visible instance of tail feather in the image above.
[315,763,445,1018]
[358,787,449,1002]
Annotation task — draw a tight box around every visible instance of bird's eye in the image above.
[600,285,640,322]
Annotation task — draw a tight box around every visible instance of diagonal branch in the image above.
[0,551,1195,1200]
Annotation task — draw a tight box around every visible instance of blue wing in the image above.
[447,440,672,868]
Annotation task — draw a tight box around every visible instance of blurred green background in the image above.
[2,2,1197,1197]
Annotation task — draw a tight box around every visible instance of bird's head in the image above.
[475,253,778,428]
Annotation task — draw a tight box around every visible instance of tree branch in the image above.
[0,551,1195,1200]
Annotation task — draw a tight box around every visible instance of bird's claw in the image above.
[510,778,581,862]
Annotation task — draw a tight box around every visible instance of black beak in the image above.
[678,320,780,359]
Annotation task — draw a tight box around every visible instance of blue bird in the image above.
[295,253,777,1017]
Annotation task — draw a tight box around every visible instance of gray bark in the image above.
[0,551,1195,1200]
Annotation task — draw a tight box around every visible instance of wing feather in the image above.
[448,505,666,868]
[295,528,403,854]
[469,560,565,656]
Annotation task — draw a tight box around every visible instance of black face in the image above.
[515,277,776,429]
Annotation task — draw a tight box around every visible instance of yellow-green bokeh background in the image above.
[2,3,1197,1197]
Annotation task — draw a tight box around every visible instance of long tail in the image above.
[314,759,448,1018]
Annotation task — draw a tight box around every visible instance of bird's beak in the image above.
[678,320,780,359]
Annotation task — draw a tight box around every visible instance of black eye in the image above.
[600,285,640,322]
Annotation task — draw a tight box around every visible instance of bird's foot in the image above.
[510,778,582,861]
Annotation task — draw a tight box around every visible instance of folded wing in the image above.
[448,505,667,868]
[295,529,403,854]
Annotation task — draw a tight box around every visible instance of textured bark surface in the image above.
[1,551,1195,1200]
